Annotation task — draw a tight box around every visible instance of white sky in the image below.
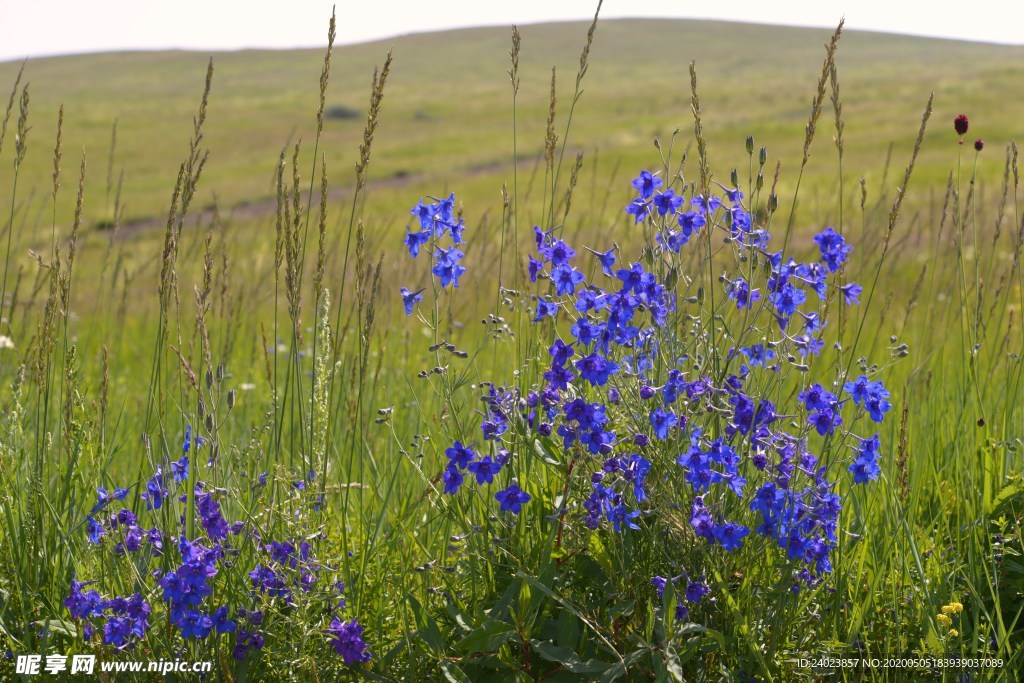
[2,0,1022,63]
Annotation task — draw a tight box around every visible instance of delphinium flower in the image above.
[232,610,266,660]
[843,375,891,422]
[848,434,882,483]
[727,278,761,309]
[171,455,189,484]
[420,162,895,595]
[183,423,204,454]
[632,170,663,199]
[326,617,371,666]
[142,466,168,510]
[812,228,852,273]
[400,287,424,316]
[159,535,220,637]
[89,486,129,515]
[432,246,466,288]
[400,193,469,312]
[64,577,104,621]
[495,484,531,515]
[585,247,617,277]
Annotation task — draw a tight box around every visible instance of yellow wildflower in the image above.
[937,613,952,627]
[949,629,959,637]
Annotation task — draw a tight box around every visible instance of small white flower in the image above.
[239,383,256,391]
[0,335,13,350]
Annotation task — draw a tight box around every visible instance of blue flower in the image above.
[840,282,862,305]
[213,605,236,634]
[177,609,214,639]
[90,486,129,515]
[183,424,204,454]
[685,580,709,603]
[677,210,706,237]
[495,484,531,514]
[445,441,476,470]
[400,287,424,316]
[813,227,852,272]
[740,344,776,368]
[171,455,189,483]
[653,189,684,215]
[728,278,761,309]
[432,246,466,288]
[467,456,503,485]
[326,617,372,666]
[770,283,806,318]
[551,265,585,296]
[849,434,882,483]
[712,522,749,551]
[540,239,576,267]
[575,352,619,386]
[534,297,559,322]
[143,467,167,510]
[403,228,430,258]
[528,255,544,282]
[584,247,616,277]
[626,198,653,223]
[631,170,663,199]
[607,502,641,532]
[649,408,678,441]
[691,195,723,215]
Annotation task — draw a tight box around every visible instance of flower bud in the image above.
[954,114,969,136]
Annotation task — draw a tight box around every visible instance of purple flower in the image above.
[495,484,531,514]
[584,247,616,277]
[400,287,424,316]
[649,408,678,441]
[326,617,372,666]
[403,228,430,258]
[442,466,463,495]
[839,282,862,305]
[551,265,585,296]
[631,170,663,199]
[467,456,503,485]
[171,455,189,483]
[445,441,476,470]
[712,522,749,551]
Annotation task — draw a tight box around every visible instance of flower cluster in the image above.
[937,600,963,638]
[651,572,710,621]
[325,617,372,666]
[86,488,164,556]
[401,193,467,316]
[67,424,371,666]
[64,578,150,648]
[427,167,895,586]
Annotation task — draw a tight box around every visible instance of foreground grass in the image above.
[0,14,1022,682]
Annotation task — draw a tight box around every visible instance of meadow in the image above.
[0,10,1023,681]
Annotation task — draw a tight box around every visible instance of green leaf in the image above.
[454,619,517,654]
[440,661,471,683]
[608,599,634,619]
[407,594,445,654]
[598,649,646,683]
[39,619,77,638]
[533,438,562,467]
[530,639,610,674]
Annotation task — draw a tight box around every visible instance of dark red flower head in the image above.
[974,139,984,151]
[954,114,969,136]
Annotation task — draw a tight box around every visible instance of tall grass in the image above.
[0,11,1022,683]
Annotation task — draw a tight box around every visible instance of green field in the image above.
[1,15,1023,681]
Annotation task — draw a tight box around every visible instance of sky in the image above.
[2,0,1022,63]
